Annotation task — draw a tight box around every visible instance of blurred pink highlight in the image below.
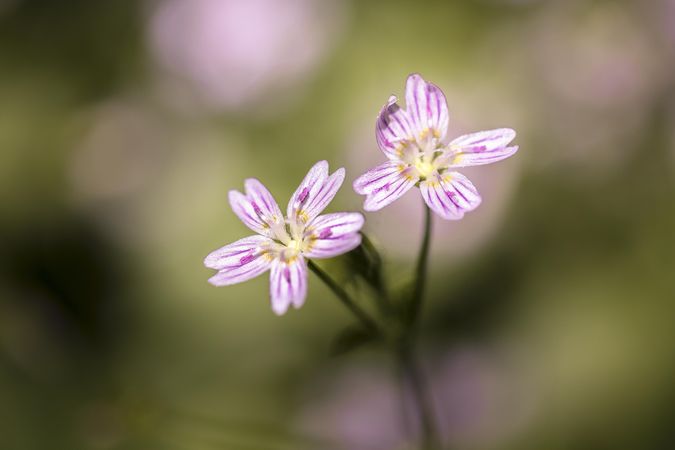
[297,348,535,449]
[531,4,660,111]
[148,0,345,112]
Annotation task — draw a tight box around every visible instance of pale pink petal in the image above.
[269,257,308,315]
[353,161,417,211]
[244,178,283,221]
[446,128,518,167]
[420,172,482,220]
[304,212,364,259]
[405,73,449,141]
[376,95,414,159]
[205,235,274,285]
[229,179,284,236]
[363,173,416,211]
[287,161,345,224]
[353,160,413,194]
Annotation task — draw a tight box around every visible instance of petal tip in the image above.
[207,273,224,286]
[407,72,423,82]
[363,201,383,212]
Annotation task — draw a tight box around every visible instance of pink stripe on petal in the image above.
[302,168,345,222]
[287,160,329,219]
[304,212,364,259]
[376,95,414,159]
[362,171,416,211]
[447,129,518,167]
[205,235,274,286]
[305,234,362,259]
[420,179,462,220]
[229,190,269,236]
[228,179,284,237]
[406,74,449,143]
[406,73,427,136]
[420,172,482,220]
[287,161,344,223]
[353,161,415,195]
[269,257,308,315]
[204,235,271,269]
[425,82,449,141]
[244,178,283,221]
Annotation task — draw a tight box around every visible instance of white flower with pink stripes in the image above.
[204,161,364,315]
[354,73,518,219]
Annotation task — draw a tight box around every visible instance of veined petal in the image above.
[353,160,415,194]
[205,235,274,286]
[269,257,308,315]
[446,128,518,167]
[304,212,364,259]
[420,172,482,220]
[229,179,284,237]
[376,95,414,159]
[355,162,417,211]
[405,73,449,143]
[245,178,283,221]
[287,161,345,224]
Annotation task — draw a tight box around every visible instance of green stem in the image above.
[360,233,393,317]
[398,342,439,450]
[398,203,438,448]
[409,204,433,328]
[307,260,381,335]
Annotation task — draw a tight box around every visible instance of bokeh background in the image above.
[1,0,675,449]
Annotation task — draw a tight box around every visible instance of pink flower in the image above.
[354,74,518,220]
[204,161,364,315]
[147,0,344,112]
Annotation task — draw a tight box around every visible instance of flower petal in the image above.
[446,128,518,167]
[376,95,414,159]
[229,179,284,237]
[353,161,417,211]
[405,73,449,142]
[420,172,482,220]
[205,235,274,285]
[269,257,308,315]
[304,212,364,259]
[287,161,345,224]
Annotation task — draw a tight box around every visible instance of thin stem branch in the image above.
[360,233,393,317]
[307,260,381,335]
[409,204,433,328]
[398,343,439,450]
[397,203,439,449]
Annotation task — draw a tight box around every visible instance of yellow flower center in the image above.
[287,239,303,251]
[414,158,436,179]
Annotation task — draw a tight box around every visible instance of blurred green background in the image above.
[1,0,674,449]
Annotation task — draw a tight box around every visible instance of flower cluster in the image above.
[204,74,518,313]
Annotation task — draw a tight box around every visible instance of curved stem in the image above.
[409,204,433,328]
[307,260,381,335]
